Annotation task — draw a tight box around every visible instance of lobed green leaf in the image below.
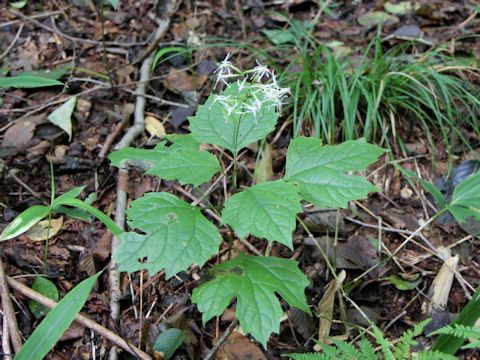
[284,137,385,208]
[192,254,311,347]
[116,192,223,278]
[189,82,279,154]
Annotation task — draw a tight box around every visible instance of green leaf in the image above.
[110,137,219,186]
[29,276,59,318]
[108,143,169,168]
[10,0,28,9]
[52,198,122,236]
[153,328,185,359]
[394,164,446,207]
[189,82,279,154]
[447,172,480,223]
[0,75,63,89]
[262,29,296,45]
[106,0,119,9]
[152,46,190,70]
[52,186,86,207]
[192,254,311,347]
[20,66,71,80]
[147,147,221,187]
[48,97,76,141]
[14,272,102,360]
[386,274,421,291]
[222,181,302,249]
[284,137,385,208]
[116,192,222,278]
[433,287,480,354]
[166,134,201,150]
[0,205,50,241]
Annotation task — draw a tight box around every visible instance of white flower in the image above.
[251,60,272,81]
[214,53,241,87]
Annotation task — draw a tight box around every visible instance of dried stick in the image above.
[108,12,171,360]
[2,311,13,360]
[204,319,239,360]
[0,258,22,353]
[5,276,153,360]
[0,23,23,61]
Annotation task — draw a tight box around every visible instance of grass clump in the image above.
[263,19,480,153]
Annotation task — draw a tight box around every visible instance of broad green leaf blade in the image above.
[0,76,63,89]
[192,254,311,347]
[0,205,50,241]
[147,148,221,187]
[166,134,201,150]
[284,137,384,208]
[29,276,59,318]
[116,192,223,278]
[14,272,102,360]
[109,137,219,186]
[52,186,86,207]
[448,172,480,223]
[222,181,301,249]
[108,144,169,168]
[52,198,122,236]
[153,328,185,360]
[48,97,76,141]
[189,82,279,153]
[262,29,296,45]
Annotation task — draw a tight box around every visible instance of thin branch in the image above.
[204,319,239,360]
[108,11,172,360]
[0,258,23,353]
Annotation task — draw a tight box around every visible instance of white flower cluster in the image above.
[212,53,290,121]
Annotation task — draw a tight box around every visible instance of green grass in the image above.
[266,20,480,154]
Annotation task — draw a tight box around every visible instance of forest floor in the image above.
[0,1,480,359]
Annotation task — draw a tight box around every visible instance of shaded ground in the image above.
[0,1,479,359]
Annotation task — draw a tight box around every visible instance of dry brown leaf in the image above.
[145,115,167,138]
[254,143,273,183]
[26,217,63,241]
[2,118,39,149]
[215,331,266,360]
[317,270,346,343]
[164,70,207,94]
[425,248,459,314]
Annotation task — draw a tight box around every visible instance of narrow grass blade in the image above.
[14,272,102,360]
[52,198,122,236]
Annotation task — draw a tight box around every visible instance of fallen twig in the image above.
[0,258,23,354]
[5,276,153,360]
[108,9,172,360]
[0,23,23,62]
[204,319,239,360]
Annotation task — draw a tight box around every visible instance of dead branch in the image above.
[108,8,172,360]
[0,258,23,353]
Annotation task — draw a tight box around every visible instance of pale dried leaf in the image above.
[26,217,63,241]
[145,115,167,138]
